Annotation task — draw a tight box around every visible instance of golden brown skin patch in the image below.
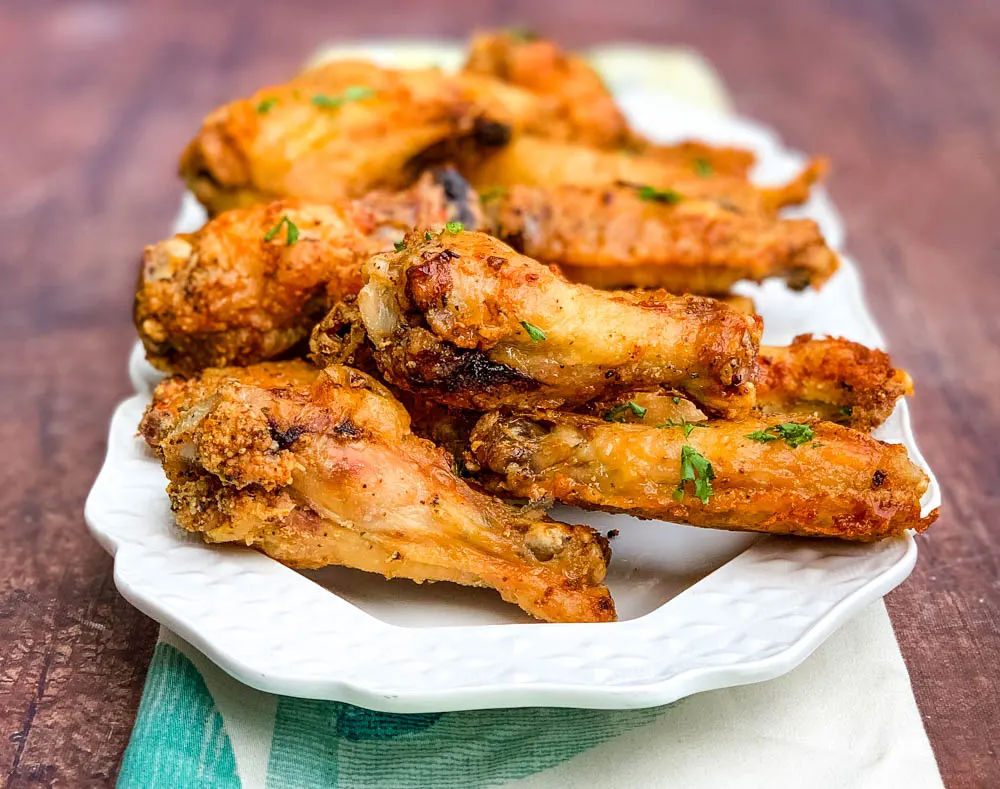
[140,362,615,624]
[489,184,838,293]
[756,335,913,431]
[135,172,482,376]
[179,60,527,214]
[462,31,755,175]
[358,229,762,418]
[469,410,937,541]
[582,336,912,432]
[466,136,825,219]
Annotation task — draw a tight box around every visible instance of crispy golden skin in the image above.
[583,336,912,432]
[139,362,615,623]
[469,411,937,541]
[489,184,839,293]
[756,335,913,430]
[462,31,755,176]
[463,30,631,148]
[179,60,527,214]
[136,172,481,375]
[466,136,825,217]
[358,229,762,418]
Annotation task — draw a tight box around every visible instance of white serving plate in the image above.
[86,81,939,713]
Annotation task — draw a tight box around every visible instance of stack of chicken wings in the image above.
[137,30,937,624]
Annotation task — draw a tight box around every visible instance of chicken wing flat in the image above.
[582,336,911,432]
[756,335,913,430]
[462,31,755,177]
[179,60,530,214]
[466,136,825,218]
[139,361,615,623]
[358,228,762,418]
[469,411,937,541]
[136,171,481,375]
[488,184,838,293]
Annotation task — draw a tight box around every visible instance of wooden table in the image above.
[3,0,997,785]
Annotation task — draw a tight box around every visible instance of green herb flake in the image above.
[256,96,278,114]
[745,422,816,448]
[693,157,713,177]
[606,400,647,422]
[424,231,434,241]
[446,221,464,234]
[311,85,375,109]
[479,187,507,202]
[839,405,854,418]
[637,185,683,205]
[520,321,546,343]
[264,215,299,246]
[393,240,406,252]
[507,27,540,42]
[659,418,705,438]
[675,445,716,504]
[672,396,681,404]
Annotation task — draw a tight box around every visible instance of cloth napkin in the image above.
[116,43,943,789]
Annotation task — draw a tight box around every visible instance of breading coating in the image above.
[490,184,839,293]
[140,362,615,624]
[469,411,938,541]
[358,229,762,418]
[465,136,825,218]
[756,334,913,430]
[135,171,481,375]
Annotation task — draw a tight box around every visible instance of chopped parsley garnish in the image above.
[658,418,705,438]
[674,445,715,504]
[840,405,854,418]
[671,396,681,404]
[394,240,406,252]
[424,231,434,241]
[256,96,278,114]
[264,215,299,246]
[520,321,546,342]
[479,187,507,202]
[637,185,683,204]
[311,85,376,109]
[746,422,816,448]
[508,27,540,41]
[605,400,647,422]
[446,221,464,234]
[693,157,713,177]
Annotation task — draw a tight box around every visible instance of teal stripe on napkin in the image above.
[119,640,671,788]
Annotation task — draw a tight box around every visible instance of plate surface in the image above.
[86,83,940,712]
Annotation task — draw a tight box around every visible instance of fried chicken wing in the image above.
[136,171,481,375]
[756,335,913,430]
[582,336,912,432]
[358,229,762,418]
[466,136,824,218]
[462,31,755,176]
[469,411,937,541]
[179,60,524,214]
[139,362,615,623]
[488,183,838,293]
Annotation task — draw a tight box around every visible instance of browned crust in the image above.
[470,410,937,541]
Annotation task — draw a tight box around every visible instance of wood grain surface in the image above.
[2,0,997,785]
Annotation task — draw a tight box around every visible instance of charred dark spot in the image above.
[872,469,887,488]
[431,168,479,228]
[606,529,620,539]
[268,421,305,450]
[486,255,506,270]
[442,351,537,393]
[601,191,614,206]
[332,420,362,439]
[473,118,512,148]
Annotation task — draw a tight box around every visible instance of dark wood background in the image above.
[2,0,997,785]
